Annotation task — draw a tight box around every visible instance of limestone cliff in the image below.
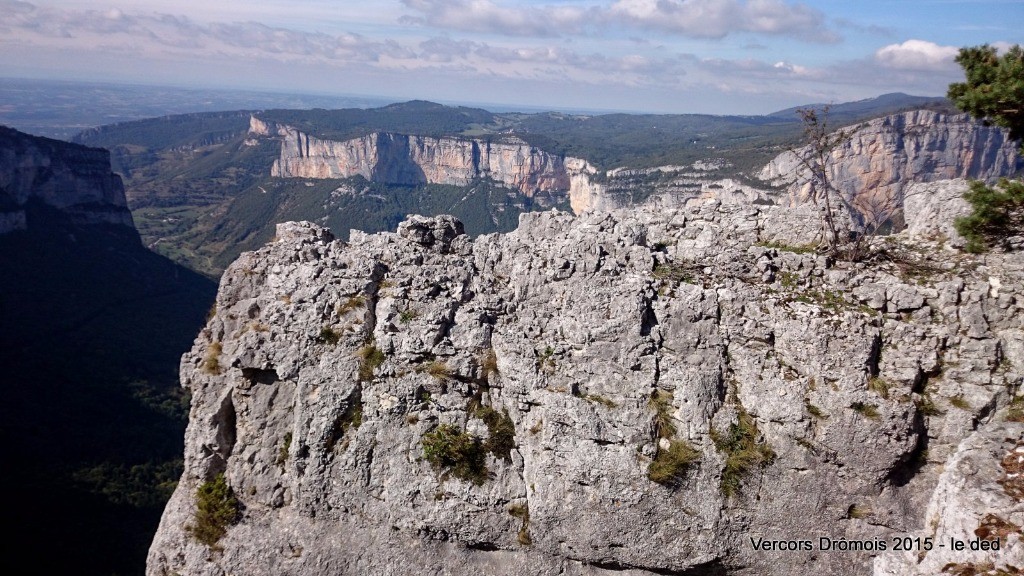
[759,111,1022,213]
[250,116,600,212]
[0,125,135,232]
[149,182,1023,576]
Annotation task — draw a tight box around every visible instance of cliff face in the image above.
[251,116,600,212]
[759,111,1022,212]
[0,125,135,231]
[149,184,1023,576]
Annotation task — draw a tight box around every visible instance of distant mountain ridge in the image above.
[767,92,955,120]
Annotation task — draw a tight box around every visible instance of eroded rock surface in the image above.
[149,185,1023,575]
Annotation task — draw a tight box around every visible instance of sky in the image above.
[1,0,1022,114]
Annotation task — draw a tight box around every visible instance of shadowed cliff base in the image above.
[0,202,215,575]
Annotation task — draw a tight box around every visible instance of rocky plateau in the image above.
[149,177,1023,575]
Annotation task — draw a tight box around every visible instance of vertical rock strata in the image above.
[150,182,1023,575]
[252,116,601,211]
[759,111,1022,211]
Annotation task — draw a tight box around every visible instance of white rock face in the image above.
[564,157,607,214]
[254,117,601,209]
[759,111,1021,215]
[874,422,1024,576]
[149,199,1024,576]
[902,178,973,245]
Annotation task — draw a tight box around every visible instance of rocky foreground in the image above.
[149,180,1023,576]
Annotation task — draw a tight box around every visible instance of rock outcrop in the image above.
[0,125,135,232]
[759,111,1022,215]
[251,116,601,211]
[149,180,1023,576]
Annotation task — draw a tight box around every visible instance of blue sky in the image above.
[1,0,1021,114]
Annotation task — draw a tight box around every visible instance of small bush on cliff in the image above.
[954,179,1024,252]
[475,406,516,461]
[187,474,240,548]
[319,326,342,345]
[421,424,488,485]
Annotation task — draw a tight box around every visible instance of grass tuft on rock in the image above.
[319,326,341,345]
[649,390,677,439]
[508,503,531,546]
[867,376,890,399]
[422,424,488,485]
[648,440,701,487]
[277,432,292,466]
[201,342,223,375]
[712,408,775,497]
[481,348,499,378]
[423,360,453,380]
[1008,396,1024,422]
[357,343,385,382]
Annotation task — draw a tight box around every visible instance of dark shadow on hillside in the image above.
[0,202,216,576]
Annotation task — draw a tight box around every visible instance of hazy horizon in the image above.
[2,1,1022,115]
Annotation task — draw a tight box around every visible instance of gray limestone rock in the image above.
[149,201,1024,576]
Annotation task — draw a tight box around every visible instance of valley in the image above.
[4,85,1021,576]
[74,94,959,277]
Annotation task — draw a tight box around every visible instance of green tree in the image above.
[947,44,1024,145]
[948,44,1024,252]
[955,178,1024,252]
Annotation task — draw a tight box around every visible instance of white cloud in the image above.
[0,2,410,62]
[399,0,839,42]
[399,0,588,37]
[607,0,839,42]
[874,39,959,71]
[992,41,1019,54]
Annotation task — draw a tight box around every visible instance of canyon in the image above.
[250,111,1021,223]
